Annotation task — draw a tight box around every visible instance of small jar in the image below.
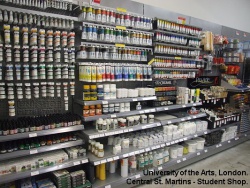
[103,104,109,114]
[109,104,115,114]
[96,104,102,115]
[134,116,140,125]
[140,115,147,124]
[119,119,127,128]
[83,105,89,117]
[98,144,104,158]
[114,103,120,113]
[89,105,95,116]
[148,114,154,123]
[96,119,103,132]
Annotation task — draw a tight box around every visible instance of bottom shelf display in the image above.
[92,131,250,188]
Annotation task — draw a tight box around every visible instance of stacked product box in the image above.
[70,170,86,188]
[52,170,71,188]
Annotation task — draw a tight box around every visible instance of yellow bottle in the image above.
[99,163,106,180]
[96,165,100,178]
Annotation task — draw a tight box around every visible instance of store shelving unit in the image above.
[91,130,249,188]
[0,140,84,161]
[0,157,89,184]
[0,125,85,142]
[221,80,250,93]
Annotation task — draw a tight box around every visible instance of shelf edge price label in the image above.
[117,7,127,13]
[113,156,119,160]
[94,161,101,166]
[193,116,197,118]
[115,43,125,48]
[107,158,113,162]
[181,118,185,121]
[204,131,207,134]
[105,185,111,188]
[194,134,198,137]
[161,144,165,147]
[74,161,81,166]
[182,105,186,108]
[116,26,126,30]
[139,110,145,114]
[158,166,163,170]
[101,159,107,164]
[29,133,37,138]
[187,117,191,120]
[30,149,38,155]
[148,58,155,65]
[82,159,89,164]
[132,98,138,101]
[235,137,239,140]
[123,154,129,158]
[111,114,117,118]
[31,171,39,176]
[204,149,208,153]
[183,157,186,161]
[167,121,172,124]
[197,152,200,156]
[135,174,141,179]
[102,101,108,104]
[164,107,169,110]
[129,128,133,132]
[177,160,181,163]
[166,143,170,146]
[146,148,150,152]
[175,57,182,60]
[157,123,161,126]
[193,103,197,106]
[228,140,231,143]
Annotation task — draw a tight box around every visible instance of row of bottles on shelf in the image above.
[2,64,75,81]
[82,23,153,46]
[2,0,74,10]
[94,114,155,132]
[0,146,86,176]
[83,84,155,101]
[80,6,153,30]
[77,45,149,61]
[0,113,81,136]
[156,19,202,36]
[153,69,197,79]
[0,82,75,100]
[155,32,201,47]
[79,63,152,82]
[0,48,75,64]
[2,26,75,48]
[0,133,78,154]
[0,9,75,28]
[154,44,200,57]
[152,58,202,69]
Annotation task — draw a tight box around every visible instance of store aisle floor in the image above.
[138,141,250,188]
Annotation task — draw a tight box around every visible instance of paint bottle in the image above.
[99,163,106,180]
[121,158,128,178]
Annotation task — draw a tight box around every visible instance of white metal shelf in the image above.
[82,122,161,140]
[154,29,201,40]
[154,55,201,61]
[82,102,202,122]
[0,140,84,161]
[0,125,84,142]
[0,157,89,184]
[80,42,153,51]
[75,96,156,106]
[153,67,199,71]
[154,42,202,51]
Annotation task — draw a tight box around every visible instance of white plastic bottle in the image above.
[153,151,158,167]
